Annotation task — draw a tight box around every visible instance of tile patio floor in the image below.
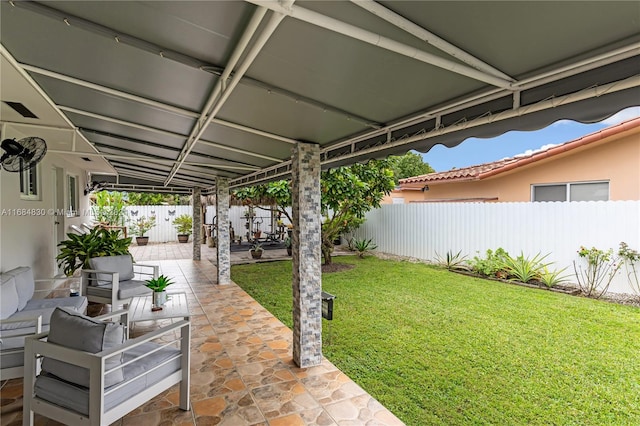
[1,243,404,425]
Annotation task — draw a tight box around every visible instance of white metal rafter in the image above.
[350,0,513,81]
[246,0,515,89]
[165,2,295,186]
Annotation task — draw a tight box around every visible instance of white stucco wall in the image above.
[0,148,92,279]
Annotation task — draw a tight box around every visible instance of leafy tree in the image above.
[233,160,395,265]
[125,192,190,205]
[388,152,435,184]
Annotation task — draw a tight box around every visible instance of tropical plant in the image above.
[502,252,550,283]
[145,275,174,292]
[387,152,435,184]
[233,160,395,265]
[468,248,510,278]
[618,241,640,297]
[353,238,377,258]
[92,191,128,226]
[250,242,264,252]
[573,246,622,298]
[538,266,571,288]
[56,228,132,276]
[172,214,193,235]
[125,192,191,205]
[435,250,468,271]
[129,215,157,237]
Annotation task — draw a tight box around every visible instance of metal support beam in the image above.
[57,106,280,163]
[23,64,300,144]
[247,1,515,89]
[351,0,513,81]
[166,3,293,185]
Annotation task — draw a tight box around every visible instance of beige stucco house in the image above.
[386,117,640,204]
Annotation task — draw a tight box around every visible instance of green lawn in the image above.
[231,256,640,425]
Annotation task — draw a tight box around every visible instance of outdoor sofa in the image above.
[0,266,88,380]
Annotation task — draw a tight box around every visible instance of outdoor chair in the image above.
[81,255,157,309]
[23,307,190,426]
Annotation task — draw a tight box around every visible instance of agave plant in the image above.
[145,275,174,292]
[502,252,550,283]
[434,250,468,271]
[354,238,377,258]
[56,227,132,276]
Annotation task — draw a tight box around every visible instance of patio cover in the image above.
[1,1,638,192]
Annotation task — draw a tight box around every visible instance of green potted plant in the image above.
[145,275,174,308]
[129,216,156,246]
[172,214,193,243]
[284,237,292,256]
[56,228,132,276]
[250,242,264,259]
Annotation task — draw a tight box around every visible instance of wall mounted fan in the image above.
[1,137,48,193]
[1,137,47,172]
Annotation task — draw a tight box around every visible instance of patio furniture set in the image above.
[0,257,192,425]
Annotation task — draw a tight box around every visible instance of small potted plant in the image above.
[172,214,193,243]
[129,216,156,246]
[285,237,292,256]
[250,242,264,259]
[145,274,174,309]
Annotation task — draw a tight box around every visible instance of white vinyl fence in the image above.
[125,205,192,242]
[353,201,640,294]
[114,205,292,243]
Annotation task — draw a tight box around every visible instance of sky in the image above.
[421,106,640,172]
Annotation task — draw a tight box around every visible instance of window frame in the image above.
[67,174,79,217]
[531,180,610,202]
[19,164,41,201]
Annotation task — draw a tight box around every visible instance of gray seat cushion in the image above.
[41,307,125,388]
[88,255,135,285]
[0,296,88,331]
[86,280,151,300]
[34,341,181,416]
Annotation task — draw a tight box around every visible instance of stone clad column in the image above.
[216,178,231,285]
[192,187,201,261]
[291,142,322,367]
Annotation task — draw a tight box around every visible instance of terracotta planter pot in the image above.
[250,250,263,259]
[286,247,292,256]
[178,234,190,243]
[136,236,149,246]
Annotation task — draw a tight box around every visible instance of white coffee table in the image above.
[128,292,190,326]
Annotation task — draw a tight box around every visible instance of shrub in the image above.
[434,250,468,271]
[468,248,510,278]
[502,252,550,283]
[573,246,621,298]
[129,215,157,237]
[618,241,640,298]
[172,214,193,235]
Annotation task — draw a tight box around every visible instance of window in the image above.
[67,175,78,216]
[20,164,40,200]
[532,181,609,202]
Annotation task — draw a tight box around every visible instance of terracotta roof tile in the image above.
[399,116,640,187]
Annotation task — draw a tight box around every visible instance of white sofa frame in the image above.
[81,263,158,308]
[0,275,85,381]
[23,310,190,426]
[0,315,42,380]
